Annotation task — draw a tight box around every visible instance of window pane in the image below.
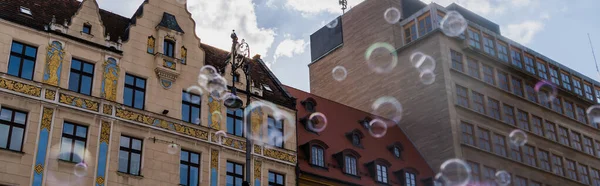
[134,90,145,109]
[132,139,142,151]
[11,42,23,53]
[277,174,284,184]
[190,167,199,186]
[7,56,21,77]
[130,153,141,175]
[68,72,80,92]
[13,112,26,125]
[118,150,129,172]
[180,164,188,185]
[80,76,92,95]
[0,109,12,121]
[182,105,190,122]
[136,78,146,89]
[71,60,81,70]
[125,75,134,85]
[123,88,133,106]
[191,107,200,124]
[83,63,94,74]
[120,136,130,147]
[59,137,72,160]
[235,164,243,175]
[0,124,9,148]
[25,46,37,58]
[73,140,85,162]
[22,59,34,80]
[227,162,234,173]
[181,150,189,161]
[76,126,87,138]
[9,127,24,151]
[191,153,199,164]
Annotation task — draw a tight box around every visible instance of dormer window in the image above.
[301,98,317,112]
[366,159,392,184]
[164,39,175,57]
[359,117,372,129]
[376,164,388,183]
[20,7,32,16]
[388,142,404,159]
[352,134,360,145]
[333,149,361,177]
[345,129,364,148]
[82,24,91,34]
[395,167,420,186]
[300,139,329,168]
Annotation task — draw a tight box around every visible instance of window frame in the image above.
[551,154,565,176]
[590,168,600,186]
[538,149,551,171]
[536,58,549,80]
[226,161,244,186]
[523,145,536,167]
[497,41,509,63]
[560,70,572,91]
[549,65,560,85]
[483,64,495,85]
[417,12,433,36]
[525,82,538,103]
[583,136,594,156]
[552,96,563,114]
[498,71,510,92]
[493,133,507,157]
[471,91,485,114]
[461,122,475,146]
[566,159,577,180]
[487,98,501,120]
[509,142,522,162]
[403,21,417,44]
[571,131,582,151]
[310,145,325,167]
[503,104,516,126]
[517,109,529,131]
[572,76,583,96]
[180,150,201,186]
[163,39,175,58]
[59,122,88,163]
[456,85,469,108]
[467,161,480,182]
[68,58,95,96]
[467,57,480,79]
[512,77,524,97]
[344,155,358,176]
[483,33,495,56]
[227,108,244,137]
[451,50,464,72]
[0,107,28,152]
[467,27,482,49]
[375,164,389,184]
[82,23,92,34]
[477,127,491,151]
[118,135,143,175]
[544,121,557,141]
[268,116,284,148]
[123,74,146,109]
[182,91,202,124]
[584,81,594,101]
[524,53,536,74]
[531,115,543,136]
[510,47,523,69]
[268,171,285,186]
[558,126,570,146]
[564,100,575,119]
[514,176,527,186]
[7,41,37,80]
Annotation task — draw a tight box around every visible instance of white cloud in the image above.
[271,35,307,67]
[540,12,550,20]
[502,21,544,44]
[266,0,278,8]
[188,0,275,58]
[284,0,364,16]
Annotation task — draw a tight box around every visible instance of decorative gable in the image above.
[67,0,106,44]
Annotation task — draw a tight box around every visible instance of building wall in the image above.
[0,0,297,185]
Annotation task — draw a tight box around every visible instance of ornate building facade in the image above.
[286,86,434,186]
[0,0,297,185]
[309,0,600,185]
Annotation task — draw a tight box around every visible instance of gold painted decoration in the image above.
[254,144,262,155]
[147,36,155,54]
[173,123,209,140]
[115,108,209,140]
[0,77,41,97]
[254,159,262,180]
[251,108,263,137]
[43,41,65,86]
[210,149,219,169]
[102,104,113,115]
[40,107,54,131]
[180,46,187,64]
[34,164,44,174]
[44,89,56,100]
[163,60,176,70]
[165,35,176,41]
[96,177,105,185]
[101,58,119,101]
[264,148,297,164]
[58,93,99,112]
[99,121,111,144]
[115,109,153,125]
[208,98,221,130]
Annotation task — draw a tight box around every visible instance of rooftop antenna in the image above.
[588,33,599,75]
[339,0,347,14]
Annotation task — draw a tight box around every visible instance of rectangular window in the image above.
[517,110,529,131]
[591,168,600,186]
[268,116,284,148]
[68,59,94,95]
[497,41,509,63]
[471,91,485,114]
[545,121,557,141]
[531,115,543,136]
[487,98,501,120]
[576,105,588,124]
[451,50,464,72]
[510,48,523,69]
[311,146,324,167]
[549,66,560,85]
[551,154,565,176]
[0,108,27,152]
[571,131,582,151]
[461,122,475,146]
[124,74,146,109]
[376,164,388,183]
[558,126,570,146]
[539,91,552,108]
[405,172,416,186]
[59,122,87,163]
[503,104,516,126]
[467,161,480,182]
[498,71,510,92]
[467,28,481,49]
[269,172,285,186]
[344,155,357,175]
[483,64,495,85]
[564,101,575,119]
[584,82,594,101]
[596,87,600,104]
[523,145,536,166]
[180,150,200,186]
[182,91,201,124]
[118,136,142,175]
[573,77,583,96]
[512,77,524,97]
[536,59,548,80]
[226,161,244,186]
[596,141,600,158]
[560,71,572,91]
[456,85,469,107]
[7,41,37,80]
[514,176,527,186]
[417,12,432,36]
[477,128,491,151]
[583,136,594,156]
[404,22,417,43]
[483,34,495,56]
[227,109,244,137]
[530,180,542,186]
[566,159,577,180]
[493,134,507,157]
[552,97,563,114]
[538,150,551,171]
[82,24,91,34]
[164,40,175,57]
[525,82,537,103]
[482,166,496,182]
[510,143,522,162]
[524,53,536,74]
[467,57,480,79]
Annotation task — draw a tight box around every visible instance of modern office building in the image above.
[309,0,600,185]
[286,85,434,186]
[0,0,297,185]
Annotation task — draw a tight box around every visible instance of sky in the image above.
[96,0,600,92]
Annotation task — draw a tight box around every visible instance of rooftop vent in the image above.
[20,7,32,16]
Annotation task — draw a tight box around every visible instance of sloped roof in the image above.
[0,0,295,109]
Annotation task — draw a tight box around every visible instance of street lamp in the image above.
[224,30,253,186]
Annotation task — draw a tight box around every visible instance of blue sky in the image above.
[98,0,600,92]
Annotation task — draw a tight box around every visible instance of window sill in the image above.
[57,159,79,165]
[116,171,144,179]
[0,148,25,156]
[343,172,361,179]
[374,181,391,186]
[309,164,329,170]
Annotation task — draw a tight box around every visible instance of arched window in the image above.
[352,134,361,145]
[345,129,364,148]
[311,145,324,167]
[301,98,317,112]
[334,149,361,177]
[388,142,404,159]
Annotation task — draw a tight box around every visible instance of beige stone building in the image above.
[0,0,297,186]
[309,0,600,185]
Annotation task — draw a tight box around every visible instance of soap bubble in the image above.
[326,19,339,28]
[586,105,600,124]
[368,118,388,138]
[534,80,557,103]
[167,143,179,155]
[365,42,398,74]
[439,159,471,186]
[509,129,527,147]
[384,7,402,24]
[372,96,403,124]
[419,69,436,85]
[73,162,88,177]
[308,112,328,132]
[332,66,348,81]
[215,130,227,144]
[495,170,511,186]
[440,11,468,37]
